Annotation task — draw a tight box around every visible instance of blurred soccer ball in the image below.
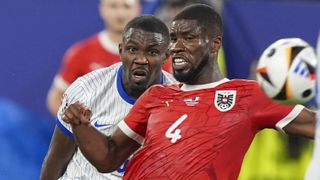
[256,38,317,104]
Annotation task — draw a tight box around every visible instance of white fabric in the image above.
[305,32,320,180]
[304,114,320,180]
[98,31,119,55]
[57,62,176,180]
[118,121,144,145]
[53,75,70,91]
[181,78,229,91]
[275,104,304,134]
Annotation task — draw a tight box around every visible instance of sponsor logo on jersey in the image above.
[214,90,236,112]
[93,121,113,128]
[184,96,199,106]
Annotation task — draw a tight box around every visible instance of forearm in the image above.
[71,124,118,172]
[40,155,69,180]
[284,108,316,139]
[40,126,76,180]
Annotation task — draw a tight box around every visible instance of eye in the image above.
[185,36,194,41]
[109,3,118,9]
[170,34,177,43]
[126,47,137,53]
[148,49,159,56]
[124,3,131,9]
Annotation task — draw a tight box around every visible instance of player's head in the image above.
[169,4,223,84]
[119,15,170,97]
[99,0,141,33]
[160,0,214,26]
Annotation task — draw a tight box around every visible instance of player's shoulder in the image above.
[65,33,100,55]
[223,79,260,89]
[76,63,120,89]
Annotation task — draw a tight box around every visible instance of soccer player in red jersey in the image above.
[61,4,316,180]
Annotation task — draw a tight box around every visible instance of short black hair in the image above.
[167,0,213,7]
[173,4,223,37]
[123,15,170,44]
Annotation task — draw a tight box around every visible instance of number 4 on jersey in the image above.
[165,114,188,143]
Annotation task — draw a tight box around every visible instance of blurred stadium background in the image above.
[0,0,319,179]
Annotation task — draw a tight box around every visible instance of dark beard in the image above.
[173,54,209,84]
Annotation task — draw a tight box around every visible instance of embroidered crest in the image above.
[214,90,236,112]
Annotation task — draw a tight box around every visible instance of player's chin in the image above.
[173,70,192,83]
[131,82,149,93]
[130,78,149,89]
[131,75,149,85]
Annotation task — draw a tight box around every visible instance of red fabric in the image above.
[123,80,295,180]
[58,34,120,85]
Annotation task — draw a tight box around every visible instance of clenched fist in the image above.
[61,101,92,126]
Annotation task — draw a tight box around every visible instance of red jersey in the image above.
[55,31,120,90]
[118,79,304,180]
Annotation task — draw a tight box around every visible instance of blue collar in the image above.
[116,65,164,105]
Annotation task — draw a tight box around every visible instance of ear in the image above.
[211,36,222,54]
[118,43,123,54]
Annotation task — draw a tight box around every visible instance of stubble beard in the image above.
[173,54,209,84]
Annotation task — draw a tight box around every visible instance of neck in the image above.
[188,59,224,85]
[105,28,122,45]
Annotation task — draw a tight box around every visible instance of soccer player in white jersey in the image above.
[305,33,320,180]
[40,15,176,180]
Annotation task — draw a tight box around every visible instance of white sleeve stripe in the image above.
[53,75,70,91]
[275,104,305,134]
[118,121,144,145]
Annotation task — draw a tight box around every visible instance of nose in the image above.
[134,53,148,65]
[169,38,185,54]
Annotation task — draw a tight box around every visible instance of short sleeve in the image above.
[55,45,83,90]
[250,83,303,131]
[56,78,87,139]
[118,88,153,145]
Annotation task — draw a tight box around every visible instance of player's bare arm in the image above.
[40,126,77,180]
[283,108,316,139]
[62,102,141,172]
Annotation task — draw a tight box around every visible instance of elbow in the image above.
[89,155,118,173]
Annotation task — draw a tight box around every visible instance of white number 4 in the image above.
[165,114,188,143]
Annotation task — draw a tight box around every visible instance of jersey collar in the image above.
[180,78,229,92]
[98,31,119,55]
[116,65,164,105]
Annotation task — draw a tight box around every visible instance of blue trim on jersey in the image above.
[56,117,74,140]
[117,66,136,105]
[160,73,164,84]
[116,65,165,105]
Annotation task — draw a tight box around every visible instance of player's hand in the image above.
[62,101,92,126]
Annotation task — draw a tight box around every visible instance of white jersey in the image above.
[56,62,176,180]
[305,34,320,180]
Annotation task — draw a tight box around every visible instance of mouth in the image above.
[172,56,189,70]
[131,68,148,83]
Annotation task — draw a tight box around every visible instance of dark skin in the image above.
[120,28,169,99]
[61,19,316,174]
[169,19,223,84]
[40,27,169,180]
